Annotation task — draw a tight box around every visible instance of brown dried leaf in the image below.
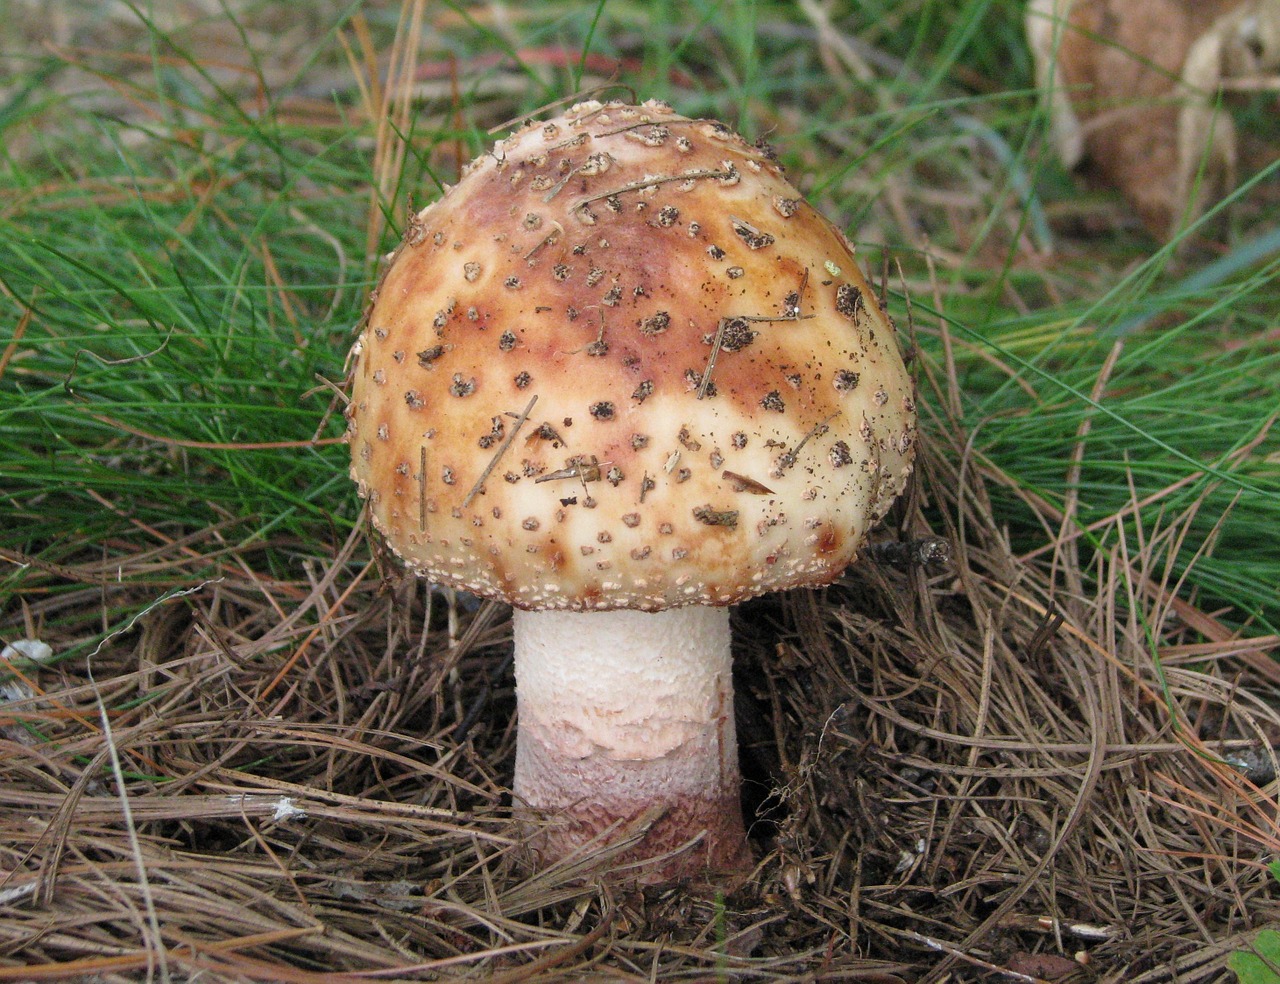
[1027,0,1280,237]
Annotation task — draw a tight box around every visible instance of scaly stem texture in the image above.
[512,606,748,882]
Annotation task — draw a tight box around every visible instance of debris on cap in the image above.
[345,100,917,611]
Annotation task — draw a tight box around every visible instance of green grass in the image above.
[2,0,1278,633]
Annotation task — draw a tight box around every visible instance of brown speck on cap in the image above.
[477,416,505,448]
[835,283,862,319]
[693,505,738,528]
[710,318,757,352]
[640,311,670,336]
[834,369,860,392]
[731,216,776,250]
[346,99,915,612]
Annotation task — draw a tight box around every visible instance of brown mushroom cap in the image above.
[346,100,916,612]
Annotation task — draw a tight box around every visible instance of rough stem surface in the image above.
[512,606,748,881]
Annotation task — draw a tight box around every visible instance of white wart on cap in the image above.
[346,99,916,611]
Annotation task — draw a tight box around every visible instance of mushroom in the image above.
[1026,0,1280,238]
[345,100,916,882]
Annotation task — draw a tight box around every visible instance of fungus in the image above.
[344,99,916,884]
[1025,0,1280,238]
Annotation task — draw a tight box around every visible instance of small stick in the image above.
[902,931,1041,983]
[523,221,563,260]
[463,395,537,508]
[542,164,585,202]
[773,412,840,476]
[740,313,814,323]
[574,167,733,206]
[589,117,705,138]
[485,84,638,135]
[696,317,730,400]
[419,446,428,532]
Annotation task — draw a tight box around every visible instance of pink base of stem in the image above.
[515,712,749,882]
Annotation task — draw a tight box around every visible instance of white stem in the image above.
[511,606,747,880]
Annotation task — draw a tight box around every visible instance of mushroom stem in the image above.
[512,606,749,881]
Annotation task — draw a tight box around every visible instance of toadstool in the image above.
[345,99,916,882]
[1026,0,1280,238]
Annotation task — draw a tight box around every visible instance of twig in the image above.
[772,413,839,476]
[573,167,734,207]
[463,395,537,508]
[696,317,729,400]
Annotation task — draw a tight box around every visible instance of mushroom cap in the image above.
[345,100,916,612]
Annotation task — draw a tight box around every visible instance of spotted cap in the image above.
[345,100,916,611]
